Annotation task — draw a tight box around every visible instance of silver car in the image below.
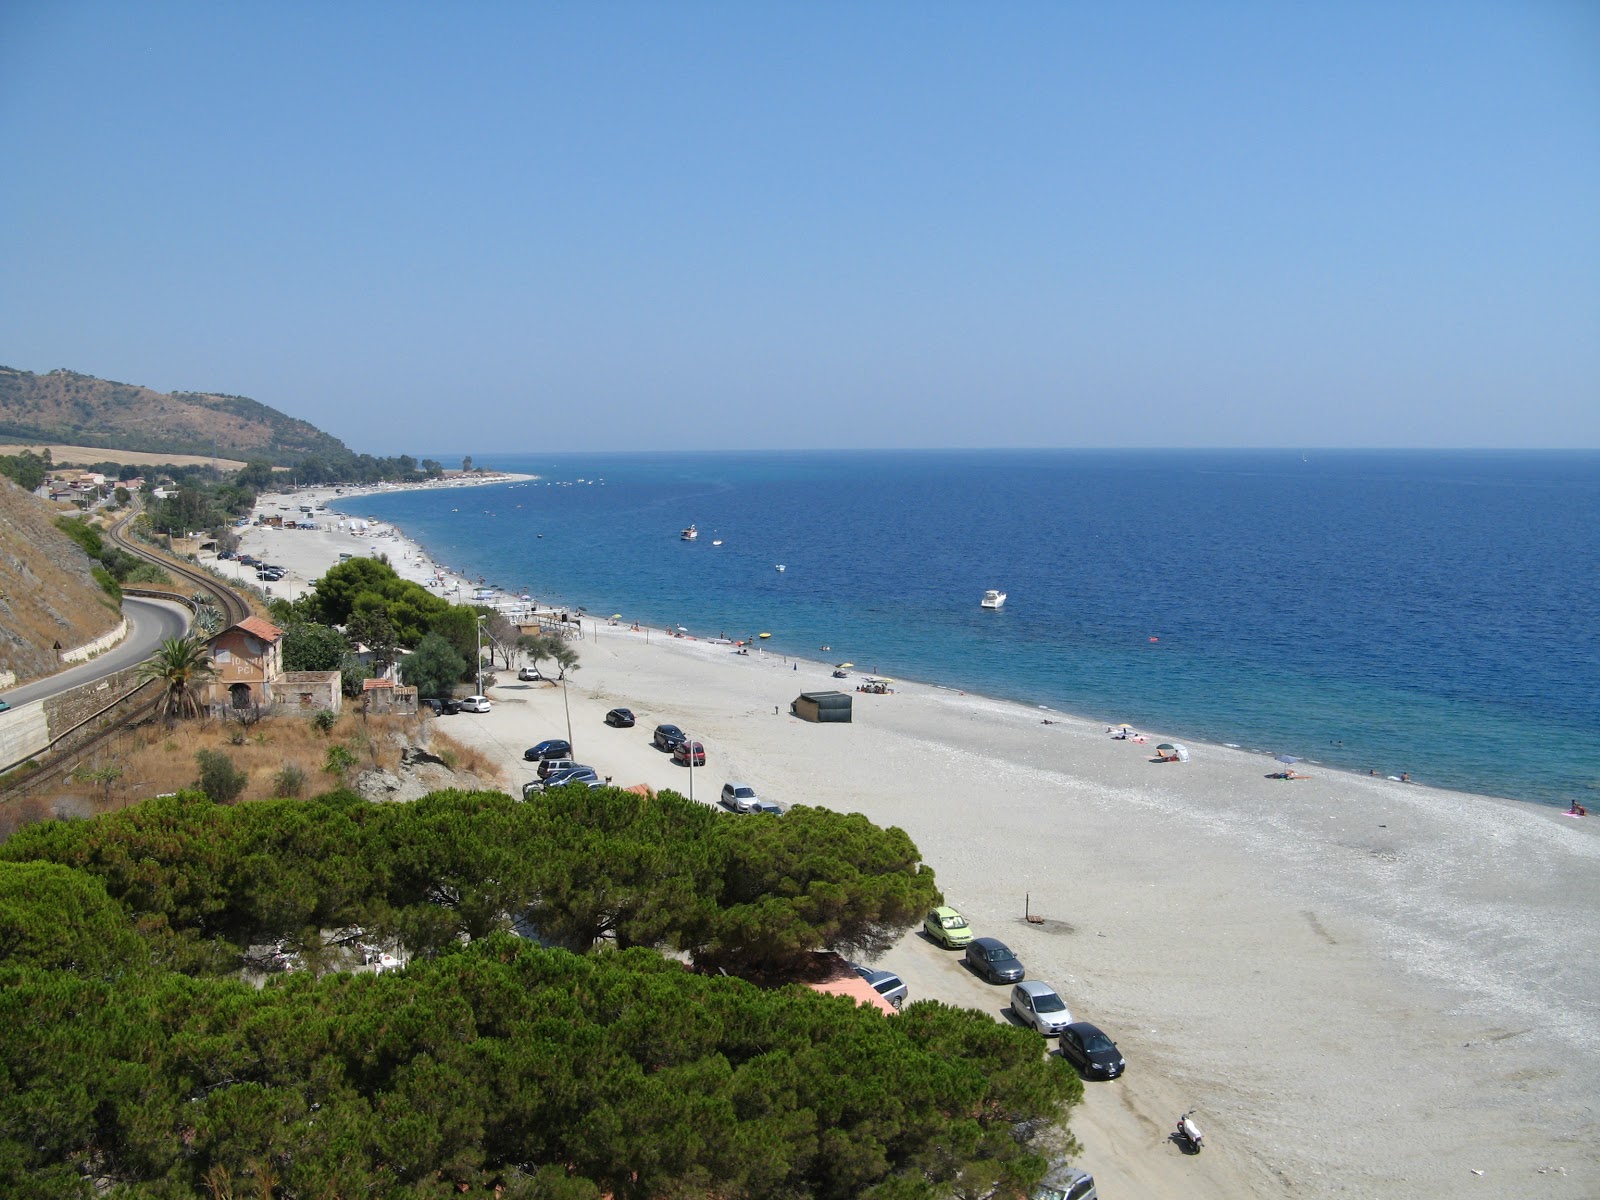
[720,782,761,812]
[1010,980,1073,1036]
[851,964,908,1008]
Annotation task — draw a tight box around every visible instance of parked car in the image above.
[539,766,602,790]
[965,937,1025,984]
[0,698,9,714]
[653,723,687,751]
[521,773,600,798]
[1031,1163,1097,1200]
[672,740,706,766]
[605,707,636,728]
[459,695,492,713]
[720,782,760,812]
[517,666,544,681]
[217,550,234,560]
[1057,1022,1126,1080]
[1009,981,1073,1036]
[524,738,573,762]
[422,697,461,715]
[749,799,783,815]
[923,906,974,948]
[536,758,585,780]
[851,964,908,1008]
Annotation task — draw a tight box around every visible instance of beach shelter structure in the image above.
[791,690,853,723]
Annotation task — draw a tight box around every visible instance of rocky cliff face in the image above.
[0,478,121,683]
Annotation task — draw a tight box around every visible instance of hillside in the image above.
[0,366,352,467]
[0,478,121,683]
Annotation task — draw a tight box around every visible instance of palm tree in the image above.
[138,635,217,723]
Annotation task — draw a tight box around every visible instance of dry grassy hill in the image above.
[0,366,353,466]
[0,478,121,683]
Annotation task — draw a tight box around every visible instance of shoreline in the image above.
[229,483,1600,1199]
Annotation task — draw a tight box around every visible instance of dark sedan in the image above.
[653,723,687,751]
[1058,1022,1126,1080]
[605,708,636,728]
[964,936,1025,984]
[524,739,573,762]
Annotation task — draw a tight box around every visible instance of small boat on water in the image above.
[712,539,722,546]
[680,524,698,541]
[775,564,786,572]
[981,589,1007,609]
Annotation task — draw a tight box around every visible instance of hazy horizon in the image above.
[2,3,1596,453]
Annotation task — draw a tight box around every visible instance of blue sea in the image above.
[341,450,1600,808]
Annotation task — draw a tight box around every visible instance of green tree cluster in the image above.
[0,788,1077,1197]
[0,447,50,490]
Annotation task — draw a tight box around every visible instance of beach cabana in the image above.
[791,690,853,723]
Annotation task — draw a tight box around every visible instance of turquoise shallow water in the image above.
[342,449,1600,808]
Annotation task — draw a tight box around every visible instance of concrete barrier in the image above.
[60,618,129,664]
[0,700,51,772]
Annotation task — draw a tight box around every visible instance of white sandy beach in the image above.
[231,484,1600,1200]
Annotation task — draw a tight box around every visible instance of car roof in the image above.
[1014,980,1059,999]
[932,905,964,918]
[1063,1021,1106,1038]
[862,968,901,985]
[726,782,754,792]
[970,936,1012,952]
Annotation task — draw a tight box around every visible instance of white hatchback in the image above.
[460,695,491,713]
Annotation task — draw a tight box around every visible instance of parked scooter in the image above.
[1175,1108,1204,1154]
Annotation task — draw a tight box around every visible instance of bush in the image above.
[123,562,173,585]
[91,565,122,604]
[272,765,307,798]
[323,744,357,777]
[195,750,248,804]
[312,709,338,734]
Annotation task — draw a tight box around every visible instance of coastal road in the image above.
[1,596,191,707]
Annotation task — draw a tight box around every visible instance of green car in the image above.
[923,905,974,949]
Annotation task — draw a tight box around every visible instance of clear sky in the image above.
[2,2,1596,453]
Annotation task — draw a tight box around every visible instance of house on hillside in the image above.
[205,617,342,716]
[206,617,286,711]
[360,677,416,716]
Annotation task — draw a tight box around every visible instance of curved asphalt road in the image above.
[1,596,191,707]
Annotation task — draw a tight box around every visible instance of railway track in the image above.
[0,508,253,803]
[108,506,253,626]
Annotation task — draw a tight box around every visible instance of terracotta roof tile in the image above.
[235,616,284,642]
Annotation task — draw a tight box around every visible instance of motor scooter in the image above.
[1175,1108,1204,1154]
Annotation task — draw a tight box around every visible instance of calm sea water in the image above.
[344,450,1600,808]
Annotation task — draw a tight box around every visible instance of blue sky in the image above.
[2,2,1596,453]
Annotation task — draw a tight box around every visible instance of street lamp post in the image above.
[561,674,573,757]
[685,729,695,803]
[475,616,484,695]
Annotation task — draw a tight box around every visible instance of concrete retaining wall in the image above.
[0,700,50,771]
[60,618,128,664]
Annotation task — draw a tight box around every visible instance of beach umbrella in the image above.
[611,614,622,620]
[1156,743,1176,752]
[837,661,854,668]
[1275,754,1300,765]
[1115,723,1135,731]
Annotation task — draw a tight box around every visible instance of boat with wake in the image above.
[680,524,698,541]
[981,589,1007,609]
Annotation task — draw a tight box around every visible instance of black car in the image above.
[964,936,1025,984]
[605,708,636,728]
[653,723,687,751]
[423,697,462,715]
[1057,1022,1126,1080]
[524,738,573,762]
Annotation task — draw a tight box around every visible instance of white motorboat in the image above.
[680,524,698,541]
[712,539,722,546]
[775,564,786,572]
[981,589,1007,609]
